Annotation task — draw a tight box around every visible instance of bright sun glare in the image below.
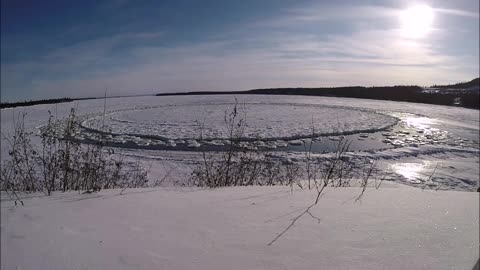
[400,4,434,38]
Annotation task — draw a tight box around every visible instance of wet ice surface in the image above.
[2,95,478,191]
[382,154,479,191]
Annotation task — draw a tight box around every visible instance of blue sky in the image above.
[1,0,479,101]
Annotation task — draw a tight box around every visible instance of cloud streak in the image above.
[435,8,479,18]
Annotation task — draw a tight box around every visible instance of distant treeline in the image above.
[0,94,155,109]
[3,79,478,110]
[157,85,479,109]
[0,97,95,109]
[432,78,479,89]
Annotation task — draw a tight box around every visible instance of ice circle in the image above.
[81,103,398,141]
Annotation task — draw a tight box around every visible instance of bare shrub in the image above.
[189,100,302,188]
[119,160,150,195]
[2,112,39,192]
[303,116,317,190]
[0,108,150,199]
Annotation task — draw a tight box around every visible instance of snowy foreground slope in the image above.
[2,184,478,270]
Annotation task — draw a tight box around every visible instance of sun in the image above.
[399,4,434,38]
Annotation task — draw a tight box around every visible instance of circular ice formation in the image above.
[81,103,398,141]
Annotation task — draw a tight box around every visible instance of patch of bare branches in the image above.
[1,108,149,202]
[188,99,302,188]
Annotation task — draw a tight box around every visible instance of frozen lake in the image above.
[1,95,478,191]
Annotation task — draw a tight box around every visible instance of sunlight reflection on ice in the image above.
[403,116,435,130]
[391,162,429,183]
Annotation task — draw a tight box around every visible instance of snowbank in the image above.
[2,184,478,270]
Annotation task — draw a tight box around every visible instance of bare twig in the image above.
[268,203,318,246]
[422,162,439,190]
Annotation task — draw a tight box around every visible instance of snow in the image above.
[1,95,478,269]
[1,184,478,270]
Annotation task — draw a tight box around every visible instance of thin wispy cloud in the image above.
[267,5,399,24]
[435,8,479,18]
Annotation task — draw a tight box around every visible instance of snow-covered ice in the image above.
[81,103,398,140]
